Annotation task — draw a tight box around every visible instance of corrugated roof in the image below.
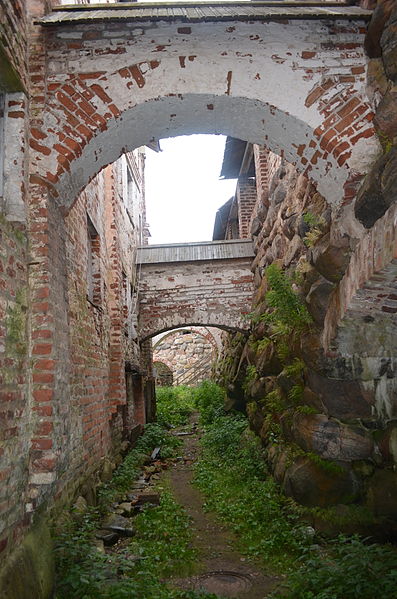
[39,2,372,26]
[137,239,254,263]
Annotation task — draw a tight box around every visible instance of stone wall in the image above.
[153,327,216,386]
[214,0,397,529]
[214,144,397,531]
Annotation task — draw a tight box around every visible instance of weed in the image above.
[54,424,216,599]
[156,385,195,428]
[269,535,397,599]
[302,212,326,248]
[283,358,305,378]
[294,404,317,415]
[288,384,304,403]
[194,414,309,570]
[192,380,226,425]
[255,265,312,362]
[243,364,258,391]
[129,487,198,578]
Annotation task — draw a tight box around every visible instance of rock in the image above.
[283,234,304,267]
[248,377,268,400]
[364,0,395,58]
[100,457,114,483]
[150,447,161,460]
[305,277,335,326]
[117,502,134,516]
[247,401,265,435]
[102,514,135,537]
[80,480,97,507]
[255,343,282,377]
[71,496,88,522]
[355,150,397,228]
[273,450,289,484]
[374,87,397,140]
[376,421,397,464]
[381,7,397,82]
[136,491,160,506]
[366,58,389,108]
[310,233,351,283]
[283,457,360,507]
[291,413,374,461]
[366,469,397,519]
[302,387,325,413]
[95,530,120,546]
[306,370,373,419]
[93,539,105,554]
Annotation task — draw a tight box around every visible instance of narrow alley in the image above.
[53,383,397,599]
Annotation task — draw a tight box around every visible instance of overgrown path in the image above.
[166,418,279,598]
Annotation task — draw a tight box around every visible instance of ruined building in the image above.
[0,0,397,596]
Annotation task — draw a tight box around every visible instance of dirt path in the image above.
[165,423,280,598]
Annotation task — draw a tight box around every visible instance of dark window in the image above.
[87,215,101,305]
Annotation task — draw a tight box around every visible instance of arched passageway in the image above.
[34,3,377,217]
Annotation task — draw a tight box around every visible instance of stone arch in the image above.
[153,326,220,353]
[33,13,379,214]
[142,322,248,344]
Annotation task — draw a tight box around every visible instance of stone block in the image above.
[366,469,397,519]
[283,457,360,507]
[306,370,373,419]
[291,413,374,461]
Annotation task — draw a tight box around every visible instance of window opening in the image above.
[87,214,101,306]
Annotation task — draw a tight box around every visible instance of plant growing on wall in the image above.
[302,212,326,247]
[256,264,312,361]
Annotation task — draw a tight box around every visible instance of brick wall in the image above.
[237,179,257,239]
[0,219,29,557]
[138,258,255,340]
[0,0,28,91]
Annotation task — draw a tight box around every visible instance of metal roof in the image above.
[39,2,372,26]
[137,239,254,263]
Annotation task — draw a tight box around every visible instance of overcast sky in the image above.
[145,135,237,245]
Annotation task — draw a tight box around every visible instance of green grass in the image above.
[191,382,397,597]
[193,413,310,571]
[156,385,196,428]
[130,487,198,578]
[54,422,216,599]
[269,535,397,599]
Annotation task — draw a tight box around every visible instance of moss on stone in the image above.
[5,287,28,356]
[0,519,54,599]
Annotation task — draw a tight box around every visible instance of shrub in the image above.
[156,385,195,428]
[270,535,397,599]
[192,380,226,425]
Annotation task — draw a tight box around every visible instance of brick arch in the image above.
[33,13,379,213]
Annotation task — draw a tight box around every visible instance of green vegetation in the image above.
[191,379,226,425]
[243,364,258,391]
[253,264,312,362]
[302,212,327,247]
[55,382,397,599]
[193,382,397,597]
[54,423,213,599]
[193,396,309,570]
[270,535,397,599]
[5,287,27,356]
[130,487,198,578]
[156,385,195,428]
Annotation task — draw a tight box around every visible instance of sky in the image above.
[145,135,237,245]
